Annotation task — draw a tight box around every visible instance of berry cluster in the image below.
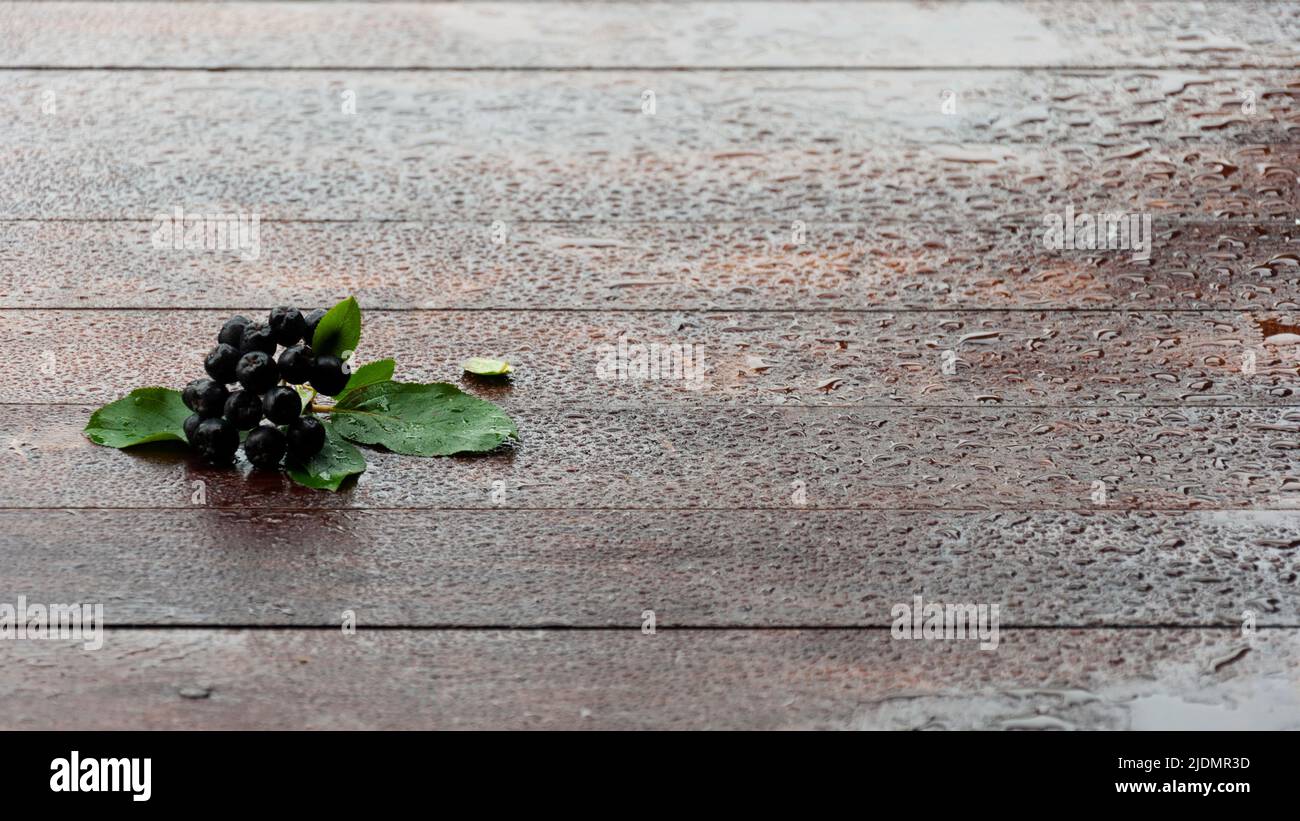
[181,307,347,469]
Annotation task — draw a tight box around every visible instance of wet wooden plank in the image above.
[6,308,1299,407]
[1,628,1293,730]
[2,509,1296,626]
[7,404,1300,510]
[4,220,1298,311]
[7,70,1298,149]
[3,72,1298,220]
[1,2,1295,69]
[6,140,1295,223]
[7,140,1291,222]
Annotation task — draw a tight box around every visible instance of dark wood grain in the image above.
[8,308,1300,407]
[2,2,1295,69]
[4,220,1298,311]
[1,628,1292,730]
[9,404,1300,510]
[2,509,1296,626]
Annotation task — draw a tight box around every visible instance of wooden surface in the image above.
[3,220,1300,311]
[4,71,1299,221]
[5,629,1295,730]
[13,405,1300,509]
[13,308,1300,406]
[3,509,1299,627]
[2,2,1297,68]
[2,1,1299,730]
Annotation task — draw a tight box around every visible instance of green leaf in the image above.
[341,359,395,398]
[461,357,512,376]
[330,380,517,456]
[311,296,362,360]
[83,387,191,448]
[286,417,367,491]
[294,384,316,409]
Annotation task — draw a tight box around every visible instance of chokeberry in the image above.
[183,413,202,444]
[303,308,326,343]
[235,351,279,394]
[218,315,251,348]
[263,386,302,424]
[204,343,241,384]
[182,378,229,418]
[239,322,277,355]
[191,417,239,464]
[244,425,287,470]
[277,343,314,384]
[268,306,308,347]
[223,389,263,430]
[310,354,349,396]
[286,415,326,460]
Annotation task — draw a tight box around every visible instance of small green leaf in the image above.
[83,387,191,448]
[294,384,316,409]
[286,417,367,491]
[331,380,517,456]
[341,358,395,398]
[461,357,512,376]
[311,296,362,360]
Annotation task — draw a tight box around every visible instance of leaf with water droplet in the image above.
[330,380,517,456]
[339,358,395,399]
[83,387,190,448]
[461,357,512,376]
[286,417,366,491]
[312,296,362,360]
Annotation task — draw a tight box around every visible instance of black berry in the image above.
[235,351,279,393]
[263,386,302,424]
[310,354,349,396]
[182,378,229,418]
[244,425,287,470]
[223,390,263,430]
[303,308,326,343]
[277,343,314,384]
[239,322,277,355]
[218,315,251,348]
[204,343,241,384]
[268,306,308,347]
[286,415,326,460]
[191,417,238,464]
[181,303,356,474]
